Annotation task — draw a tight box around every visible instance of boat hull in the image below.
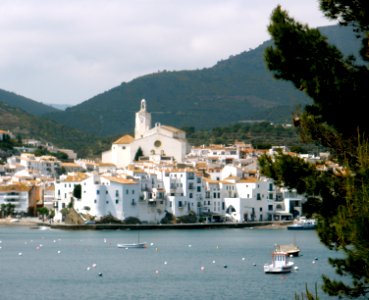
[117,242,147,248]
[287,225,316,230]
[264,263,294,274]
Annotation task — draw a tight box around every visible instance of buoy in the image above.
[200,266,205,271]
[57,250,61,254]
[294,266,299,270]
[164,261,167,265]
[223,265,228,269]
[98,272,103,277]
[155,270,159,275]
[242,257,245,261]
[253,263,256,266]
[18,252,22,256]
[212,260,216,264]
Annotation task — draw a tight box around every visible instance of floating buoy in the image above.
[253,263,256,266]
[200,266,205,271]
[86,267,91,271]
[18,252,22,256]
[188,244,192,248]
[242,257,245,261]
[57,250,61,254]
[223,265,228,269]
[98,272,103,277]
[212,260,216,264]
[150,242,154,246]
[294,266,299,270]
[92,263,97,268]
[155,270,159,275]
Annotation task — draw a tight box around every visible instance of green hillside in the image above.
[44,24,358,137]
[0,102,111,158]
[0,89,58,116]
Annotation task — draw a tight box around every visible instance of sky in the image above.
[0,0,336,106]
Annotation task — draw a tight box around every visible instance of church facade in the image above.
[102,99,190,168]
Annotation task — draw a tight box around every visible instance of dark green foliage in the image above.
[73,184,82,200]
[0,89,58,116]
[160,211,176,224]
[97,214,123,224]
[134,147,144,161]
[186,122,322,153]
[123,217,141,224]
[0,102,112,158]
[0,203,15,217]
[261,1,369,298]
[176,211,197,223]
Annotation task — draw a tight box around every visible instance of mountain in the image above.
[0,102,111,158]
[0,24,361,139]
[43,24,360,137]
[0,89,59,116]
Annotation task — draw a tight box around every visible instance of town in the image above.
[0,99,333,225]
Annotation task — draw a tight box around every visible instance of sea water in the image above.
[0,227,339,300]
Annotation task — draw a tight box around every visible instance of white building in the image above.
[102,99,190,168]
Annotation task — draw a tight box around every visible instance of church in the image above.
[101,99,190,168]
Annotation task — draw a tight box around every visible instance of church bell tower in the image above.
[135,99,152,139]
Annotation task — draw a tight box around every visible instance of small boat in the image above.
[275,243,300,257]
[287,217,317,230]
[264,250,294,274]
[117,231,147,249]
[117,242,147,248]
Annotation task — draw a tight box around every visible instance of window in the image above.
[257,193,261,200]
[132,190,135,194]
[268,205,273,211]
[97,190,100,195]
[189,193,193,198]
[116,199,119,204]
[115,190,119,197]
[197,186,201,192]
[269,193,273,200]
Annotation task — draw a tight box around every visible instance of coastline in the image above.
[0,218,292,230]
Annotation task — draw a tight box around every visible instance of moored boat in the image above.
[117,242,147,248]
[264,250,294,274]
[287,217,317,230]
[276,243,300,257]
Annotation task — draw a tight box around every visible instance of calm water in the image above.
[0,226,339,300]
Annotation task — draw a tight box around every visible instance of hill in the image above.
[43,24,360,137]
[0,102,111,158]
[0,89,59,116]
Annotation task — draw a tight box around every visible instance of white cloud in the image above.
[0,0,335,105]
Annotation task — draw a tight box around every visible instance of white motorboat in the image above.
[287,217,317,230]
[264,250,294,274]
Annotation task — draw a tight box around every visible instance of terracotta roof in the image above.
[0,184,32,192]
[103,176,138,185]
[63,173,89,182]
[113,134,134,144]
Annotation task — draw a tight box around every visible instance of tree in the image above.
[260,1,369,298]
[134,147,144,161]
[73,184,82,200]
[37,207,49,222]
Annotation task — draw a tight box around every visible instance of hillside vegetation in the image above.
[0,102,111,158]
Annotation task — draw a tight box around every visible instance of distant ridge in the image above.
[0,89,58,116]
[0,24,360,138]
